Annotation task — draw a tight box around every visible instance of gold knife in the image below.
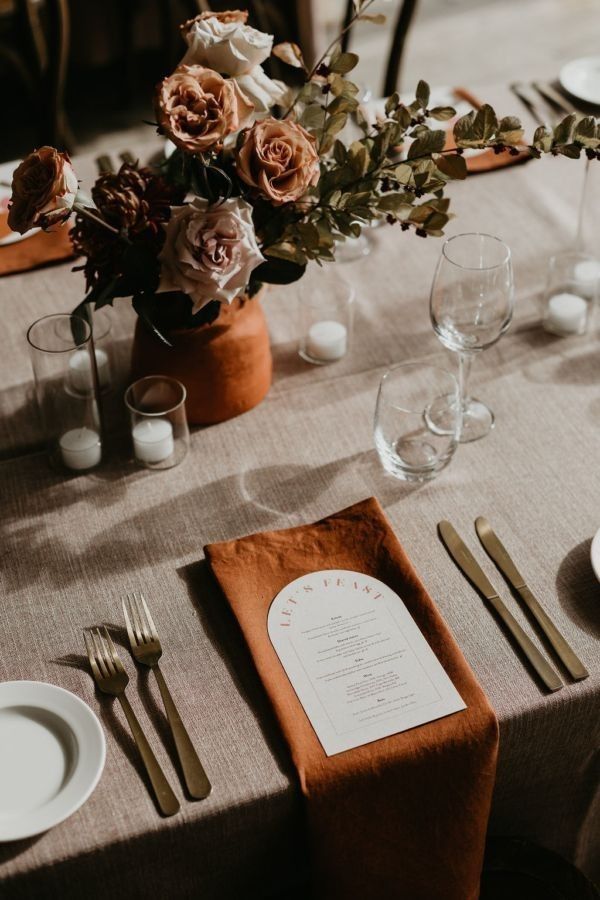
[475,517,588,681]
[438,521,563,692]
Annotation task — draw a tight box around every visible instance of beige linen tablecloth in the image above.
[0,88,598,897]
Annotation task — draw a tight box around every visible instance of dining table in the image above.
[0,85,598,898]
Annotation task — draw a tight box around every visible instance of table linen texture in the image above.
[205,497,499,900]
[0,86,598,898]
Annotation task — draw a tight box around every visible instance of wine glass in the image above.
[429,232,514,442]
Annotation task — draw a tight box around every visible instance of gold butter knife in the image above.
[438,521,563,692]
[475,517,588,681]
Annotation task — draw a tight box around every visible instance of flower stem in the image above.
[73,203,120,235]
[282,0,377,120]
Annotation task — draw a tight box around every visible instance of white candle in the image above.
[573,259,600,299]
[132,418,174,464]
[59,427,101,470]
[69,348,110,393]
[306,320,348,362]
[545,292,588,335]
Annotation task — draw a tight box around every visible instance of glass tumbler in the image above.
[27,313,103,472]
[299,275,355,365]
[374,362,460,482]
[125,376,189,469]
[543,251,598,336]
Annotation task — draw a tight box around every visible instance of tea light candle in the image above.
[59,427,101,470]
[307,320,348,362]
[574,258,600,283]
[69,348,110,393]
[132,418,174,464]
[573,259,600,299]
[545,292,588,335]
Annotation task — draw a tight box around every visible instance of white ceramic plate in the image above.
[559,56,600,105]
[591,528,600,582]
[0,161,41,246]
[0,681,105,841]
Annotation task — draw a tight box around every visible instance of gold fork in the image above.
[84,627,180,816]
[123,593,212,800]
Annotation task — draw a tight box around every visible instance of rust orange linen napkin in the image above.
[205,497,499,900]
[0,213,75,276]
[451,87,532,174]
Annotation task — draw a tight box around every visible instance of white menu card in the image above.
[268,570,466,756]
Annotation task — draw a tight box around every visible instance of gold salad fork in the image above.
[123,593,212,800]
[84,627,180,816]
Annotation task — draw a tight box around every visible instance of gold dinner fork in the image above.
[83,627,180,816]
[122,592,212,800]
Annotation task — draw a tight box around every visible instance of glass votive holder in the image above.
[124,375,189,470]
[68,308,113,396]
[374,362,460,482]
[543,251,599,336]
[27,313,103,473]
[298,275,355,365]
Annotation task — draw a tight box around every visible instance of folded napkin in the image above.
[205,497,499,900]
[0,213,75,277]
[451,87,531,174]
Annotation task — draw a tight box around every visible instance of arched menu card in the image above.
[268,570,466,756]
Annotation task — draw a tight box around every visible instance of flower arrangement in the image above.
[8,2,599,347]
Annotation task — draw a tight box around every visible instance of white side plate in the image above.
[559,56,600,106]
[591,528,600,582]
[0,681,105,841]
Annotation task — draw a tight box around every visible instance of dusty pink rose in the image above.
[8,146,78,234]
[157,197,264,313]
[155,65,253,154]
[236,117,320,205]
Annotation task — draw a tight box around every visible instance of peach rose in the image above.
[155,65,253,154]
[8,146,78,234]
[236,117,320,205]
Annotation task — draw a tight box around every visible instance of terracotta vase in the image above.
[130,291,272,425]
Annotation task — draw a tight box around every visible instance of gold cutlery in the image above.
[531,82,573,118]
[438,521,563,692]
[123,592,212,800]
[509,81,546,126]
[84,627,180,816]
[475,517,588,681]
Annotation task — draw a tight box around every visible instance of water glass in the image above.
[430,232,514,443]
[27,313,103,472]
[374,362,460,482]
[543,251,598,336]
[299,275,355,365]
[125,376,189,469]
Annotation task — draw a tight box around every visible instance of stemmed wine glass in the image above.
[429,233,514,442]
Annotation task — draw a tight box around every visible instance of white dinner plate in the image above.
[591,528,600,582]
[0,681,105,841]
[559,56,600,106]
[0,161,41,246]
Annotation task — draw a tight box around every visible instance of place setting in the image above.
[1,2,599,899]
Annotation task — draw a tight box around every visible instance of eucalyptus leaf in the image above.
[329,52,359,75]
[416,80,430,109]
[436,153,468,180]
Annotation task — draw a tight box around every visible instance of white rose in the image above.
[157,197,265,314]
[182,15,272,76]
[235,66,287,114]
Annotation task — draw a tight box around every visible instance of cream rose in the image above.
[8,146,78,234]
[236,117,320,205]
[181,11,286,115]
[155,65,253,154]
[157,197,264,313]
[181,12,272,76]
